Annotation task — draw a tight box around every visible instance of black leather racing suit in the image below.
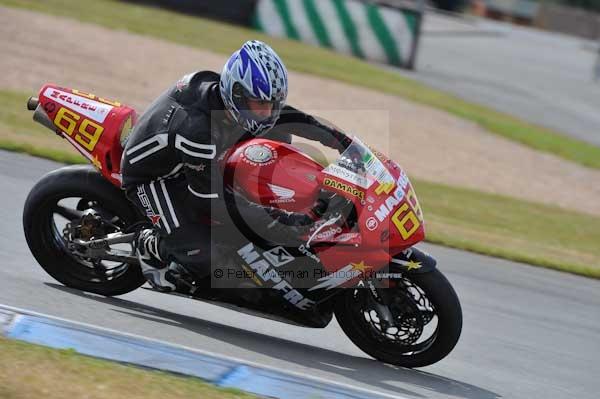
[121,71,350,279]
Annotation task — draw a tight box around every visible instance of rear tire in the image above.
[335,269,462,368]
[23,165,145,296]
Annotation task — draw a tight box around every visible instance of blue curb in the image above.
[216,364,252,387]
[0,305,402,399]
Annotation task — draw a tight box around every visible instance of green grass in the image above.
[414,180,600,278]
[1,88,598,278]
[0,336,256,399]
[2,0,600,169]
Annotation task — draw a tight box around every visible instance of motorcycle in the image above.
[23,84,462,368]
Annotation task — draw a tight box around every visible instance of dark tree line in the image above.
[554,0,600,12]
[430,0,600,13]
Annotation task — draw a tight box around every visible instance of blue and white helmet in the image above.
[220,40,288,136]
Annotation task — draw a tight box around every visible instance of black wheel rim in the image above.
[46,196,132,283]
[352,277,439,354]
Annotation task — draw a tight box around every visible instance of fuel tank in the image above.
[223,139,323,212]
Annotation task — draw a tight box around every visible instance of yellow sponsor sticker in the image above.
[323,178,365,199]
[375,181,395,195]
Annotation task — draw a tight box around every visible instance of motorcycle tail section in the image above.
[29,84,137,187]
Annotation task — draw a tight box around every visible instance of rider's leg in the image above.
[136,227,175,291]
[158,222,214,280]
[126,176,219,290]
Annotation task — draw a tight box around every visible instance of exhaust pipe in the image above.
[27,97,56,132]
[27,96,39,111]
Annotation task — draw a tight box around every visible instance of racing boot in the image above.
[136,228,176,292]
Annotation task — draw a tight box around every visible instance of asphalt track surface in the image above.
[399,13,600,146]
[1,150,599,398]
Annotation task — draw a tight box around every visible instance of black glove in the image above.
[226,189,314,245]
[313,192,351,219]
[267,208,314,227]
[257,208,313,246]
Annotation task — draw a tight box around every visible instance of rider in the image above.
[121,40,351,292]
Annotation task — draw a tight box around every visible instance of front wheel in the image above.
[334,269,462,368]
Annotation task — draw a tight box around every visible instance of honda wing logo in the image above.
[268,184,295,203]
[263,246,294,267]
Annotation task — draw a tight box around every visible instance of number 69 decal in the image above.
[390,188,424,240]
[391,203,421,240]
[53,107,104,152]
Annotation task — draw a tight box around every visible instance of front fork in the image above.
[362,245,437,329]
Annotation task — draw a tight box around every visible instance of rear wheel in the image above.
[23,165,145,296]
[335,269,462,368]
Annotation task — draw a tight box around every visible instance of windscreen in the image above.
[322,137,394,189]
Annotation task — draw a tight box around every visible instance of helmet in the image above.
[220,40,288,136]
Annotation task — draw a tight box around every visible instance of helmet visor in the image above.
[232,83,283,124]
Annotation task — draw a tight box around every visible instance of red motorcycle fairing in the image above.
[225,137,428,297]
[312,161,426,282]
[35,84,136,187]
[352,159,425,251]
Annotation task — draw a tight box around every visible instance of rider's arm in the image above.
[182,159,313,248]
[271,105,352,153]
[176,126,312,229]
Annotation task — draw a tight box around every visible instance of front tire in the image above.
[23,165,145,296]
[335,269,462,368]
